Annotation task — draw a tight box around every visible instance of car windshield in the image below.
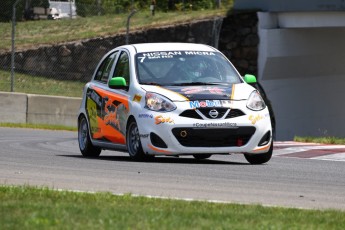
[135,51,242,86]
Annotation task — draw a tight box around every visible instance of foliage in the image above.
[0,0,232,21]
[294,136,345,145]
[74,0,232,17]
[0,0,25,22]
[30,0,50,8]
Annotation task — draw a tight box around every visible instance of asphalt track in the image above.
[1,127,345,211]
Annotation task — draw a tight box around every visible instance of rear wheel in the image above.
[193,154,212,160]
[244,143,273,164]
[127,119,153,161]
[78,116,101,157]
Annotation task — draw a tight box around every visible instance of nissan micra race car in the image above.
[78,43,273,164]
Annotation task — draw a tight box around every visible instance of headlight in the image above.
[246,90,266,111]
[145,92,176,112]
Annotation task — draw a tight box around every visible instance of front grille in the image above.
[198,108,228,119]
[179,110,203,119]
[226,109,246,118]
[179,108,245,120]
[172,127,256,147]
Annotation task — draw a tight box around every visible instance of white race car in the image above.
[78,43,273,164]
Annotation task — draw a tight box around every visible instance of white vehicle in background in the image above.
[78,43,273,164]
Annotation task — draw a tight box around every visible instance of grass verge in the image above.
[294,136,345,145]
[0,123,77,131]
[1,185,345,229]
[0,9,227,53]
[0,70,84,97]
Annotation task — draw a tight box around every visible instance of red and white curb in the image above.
[273,141,345,162]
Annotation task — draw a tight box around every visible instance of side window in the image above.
[94,52,118,83]
[113,51,130,87]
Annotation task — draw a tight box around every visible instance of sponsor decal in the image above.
[142,51,182,57]
[85,86,129,144]
[138,51,216,63]
[89,89,102,107]
[189,100,232,108]
[248,114,263,125]
[138,113,153,118]
[181,86,226,95]
[193,122,237,128]
[133,94,142,102]
[104,98,121,130]
[86,97,99,135]
[155,115,174,124]
[140,134,149,138]
[184,51,216,56]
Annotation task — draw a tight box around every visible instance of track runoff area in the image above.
[274,142,345,162]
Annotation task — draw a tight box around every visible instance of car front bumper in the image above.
[136,102,272,156]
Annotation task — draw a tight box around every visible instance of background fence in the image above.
[0,0,233,97]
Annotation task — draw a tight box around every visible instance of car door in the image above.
[86,51,118,140]
[100,50,131,145]
[86,50,131,147]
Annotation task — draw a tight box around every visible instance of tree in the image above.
[0,0,25,22]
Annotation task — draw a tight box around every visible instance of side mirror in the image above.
[244,74,257,84]
[109,77,127,89]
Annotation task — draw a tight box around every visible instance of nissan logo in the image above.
[209,109,219,118]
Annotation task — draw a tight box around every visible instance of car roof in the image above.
[123,43,217,53]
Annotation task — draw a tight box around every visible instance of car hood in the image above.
[140,83,255,101]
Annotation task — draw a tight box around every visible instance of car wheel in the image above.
[193,154,212,160]
[78,116,101,157]
[126,119,152,161]
[244,143,273,165]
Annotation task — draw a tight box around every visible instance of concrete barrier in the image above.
[0,92,27,123]
[0,92,81,127]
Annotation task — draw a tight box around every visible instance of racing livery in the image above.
[78,43,273,164]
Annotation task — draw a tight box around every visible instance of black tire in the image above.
[193,154,212,160]
[244,143,273,165]
[78,116,101,157]
[126,119,152,161]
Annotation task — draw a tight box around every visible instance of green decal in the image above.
[87,97,99,135]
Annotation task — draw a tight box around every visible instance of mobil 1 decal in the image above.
[86,86,129,143]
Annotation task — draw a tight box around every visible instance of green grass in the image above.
[1,185,345,229]
[0,9,227,53]
[294,136,345,145]
[0,70,84,97]
[0,123,77,131]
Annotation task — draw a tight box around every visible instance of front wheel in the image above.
[78,116,101,157]
[244,143,273,165]
[126,119,152,161]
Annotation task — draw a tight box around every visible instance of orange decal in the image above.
[155,115,174,124]
[253,144,271,152]
[93,86,129,110]
[89,86,128,144]
[133,94,142,102]
[148,144,171,154]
